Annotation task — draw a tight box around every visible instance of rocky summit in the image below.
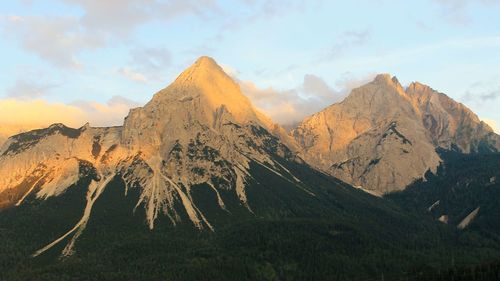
[292,74,500,193]
[0,56,307,257]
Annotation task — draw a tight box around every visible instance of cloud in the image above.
[61,0,153,37]
[3,15,104,68]
[70,95,141,126]
[119,47,172,82]
[6,79,58,99]
[3,0,222,67]
[239,73,373,125]
[213,0,321,40]
[0,96,140,139]
[61,0,223,37]
[432,0,500,24]
[118,67,148,83]
[239,81,305,125]
[4,0,320,68]
[0,99,83,144]
[106,95,141,108]
[463,88,500,103]
[302,74,334,100]
[220,64,240,78]
[0,95,139,145]
[318,29,371,61]
[0,99,86,128]
[131,47,171,72]
[483,118,499,133]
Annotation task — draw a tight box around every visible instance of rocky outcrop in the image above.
[293,74,499,193]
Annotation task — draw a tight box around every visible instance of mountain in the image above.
[292,74,500,193]
[0,56,306,256]
[1,58,500,280]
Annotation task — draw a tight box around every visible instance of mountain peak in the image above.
[372,73,402,88]
[407,81,433,93]
[194,56,218,67]
[174,56,227,85]
[338,73,406,105]
[373,73,392,82]
[145,56,272,129]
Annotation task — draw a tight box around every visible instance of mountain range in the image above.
[1,56,499,281]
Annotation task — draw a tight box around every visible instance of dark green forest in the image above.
[1,153,500,281]
[388,150,500,236]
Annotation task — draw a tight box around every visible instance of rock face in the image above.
[0,56,302,257]
[292,74,500,193]
[406,82,499,153]
[118,56,297,230]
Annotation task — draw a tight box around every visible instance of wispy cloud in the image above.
[331,36,500,69]
[462,75,500,104]
[118,47,173,82]
[316,29,371,62]
[463,88,500,102]
[6,79,59,99]
[212,0,321,41]
[118,67,148,83]
[432,0,500,25]
[264,28,371,73]
[130,48,171,72]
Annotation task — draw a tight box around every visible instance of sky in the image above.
[0,0,499,134]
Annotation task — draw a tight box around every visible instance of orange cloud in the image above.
[0,97,139,144]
